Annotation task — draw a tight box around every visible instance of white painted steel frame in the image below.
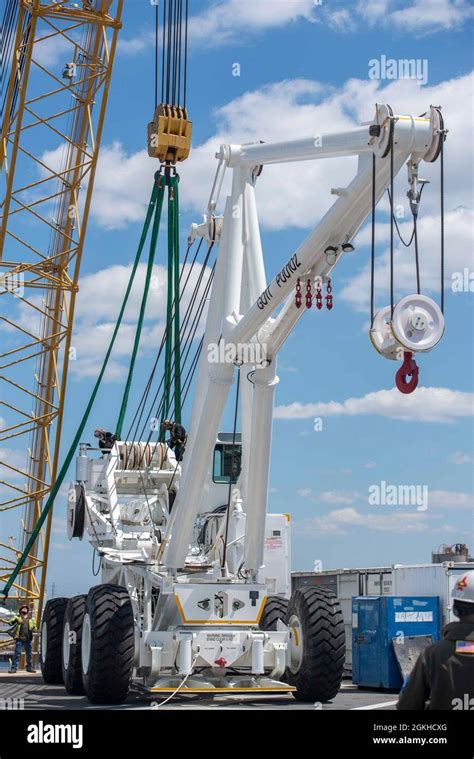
[163,109,441,571]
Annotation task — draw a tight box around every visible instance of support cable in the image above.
[390,140,395,317]
[370,153,376,327]
[154,1,159,109]
[414,216,420,295]
[440,134,445,314]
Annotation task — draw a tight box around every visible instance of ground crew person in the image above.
[4,605,37,673]
[397,570,474,710]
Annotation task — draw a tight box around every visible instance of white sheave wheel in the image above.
[391,294,445,352]
[369,305,400,361]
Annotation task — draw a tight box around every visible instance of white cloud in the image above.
[0,448,27,481]
[52,517,68,535]
[326,9,357,32]
[87,143,151,229]
[69,261,211,380]
[437,523,459,534]
[122,0,472,53]
[335,0,473,33]
[389,0,474,32]
[449,451,472,465]
[4,257,212,382]
[275,387,474,423]
[295,506,428,535]
[319,490,360,505]
[296,485,474,511]
[297,488,359,504]
[32,35,71,68]
[119,30,155,56]
[120,0,318,55]
[187,0,317,46]
[428,490,474,509]
[356,0,391,22]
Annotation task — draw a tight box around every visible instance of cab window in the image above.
[213,444,241,484]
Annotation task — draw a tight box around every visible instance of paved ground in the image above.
[0,672,398,710]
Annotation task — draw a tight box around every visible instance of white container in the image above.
[392,562,473,626]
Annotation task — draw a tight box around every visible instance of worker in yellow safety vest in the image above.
[2,604,37,674]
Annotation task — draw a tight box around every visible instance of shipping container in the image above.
[392,563,473,625]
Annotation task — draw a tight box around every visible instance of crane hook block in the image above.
[147,104,192,164]
[395,351,419,394]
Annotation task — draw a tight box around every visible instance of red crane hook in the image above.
[395,351,419,394]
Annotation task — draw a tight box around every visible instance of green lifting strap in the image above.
[1,182,159,599]
[173,177,182,424]
[160,173,182,435]
[115,178,165,439]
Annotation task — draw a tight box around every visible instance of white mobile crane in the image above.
[40,104,446,703]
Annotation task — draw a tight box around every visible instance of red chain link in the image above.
[305,278,312,309]
[315,279,323,310]
[325,277,333,310]
[295,277,302,308]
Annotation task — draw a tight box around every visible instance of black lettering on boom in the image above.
[257,285,273,310]
[276,254,301,288]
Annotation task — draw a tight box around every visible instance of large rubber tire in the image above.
[81,584,134,704]
[260,596,289,631]
[40,597,68,684]
[285,586,345,703]
[61,595,87,694]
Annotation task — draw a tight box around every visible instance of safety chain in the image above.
[294,277,333,311]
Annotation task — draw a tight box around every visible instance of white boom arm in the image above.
[162,105,444,572]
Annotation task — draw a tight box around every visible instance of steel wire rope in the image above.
[123,238,205,446]
[129,241,214,446]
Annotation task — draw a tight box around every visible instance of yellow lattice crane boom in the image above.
[0,0,122,638]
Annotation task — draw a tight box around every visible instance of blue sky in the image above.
[1,0,473,598]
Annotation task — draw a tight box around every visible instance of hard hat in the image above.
[451,571,474,604]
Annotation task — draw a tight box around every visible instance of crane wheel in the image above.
[40,597,69,684]
[81,584,134,704]
[285,586,345,703]
[62,595,87,694]
[259,596,289,631]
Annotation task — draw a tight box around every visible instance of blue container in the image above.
[352,596,440,689]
